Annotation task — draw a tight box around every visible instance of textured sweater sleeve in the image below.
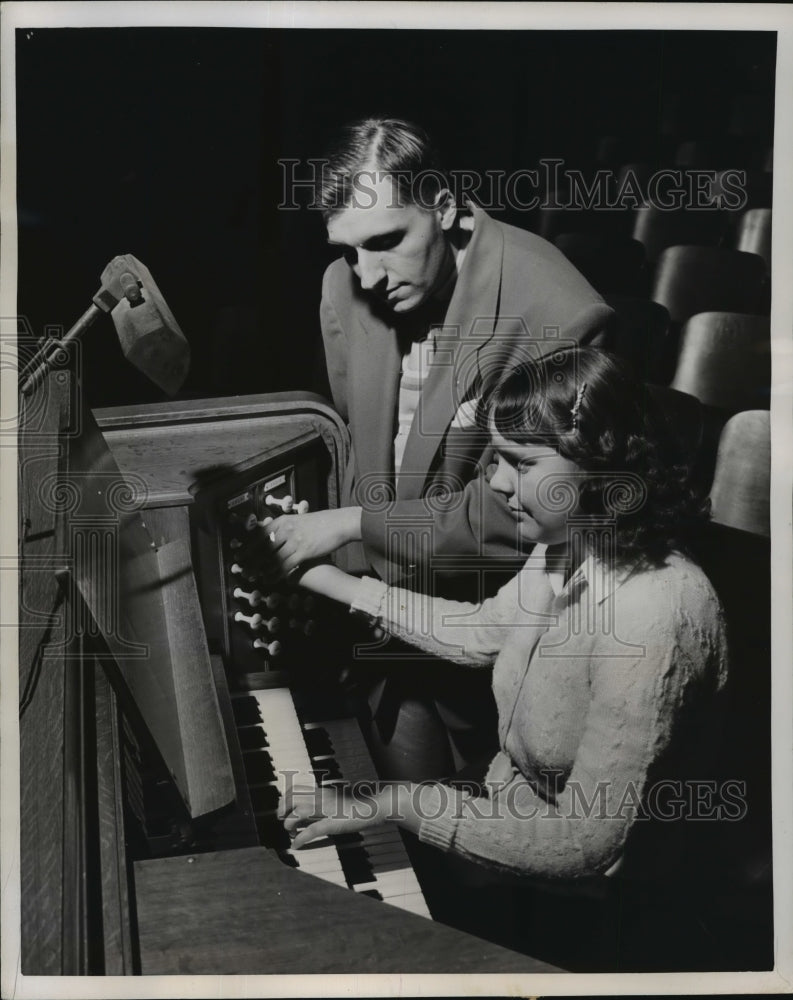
[350,569,526,667]
[416,565,729,879]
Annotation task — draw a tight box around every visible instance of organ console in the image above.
[17,365,561,977]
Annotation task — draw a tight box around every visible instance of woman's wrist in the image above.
[371,783,423,836]
[295,563,367,607]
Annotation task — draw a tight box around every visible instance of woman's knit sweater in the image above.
[351,545,729,880]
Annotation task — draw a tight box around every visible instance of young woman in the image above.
[271,347,729,966]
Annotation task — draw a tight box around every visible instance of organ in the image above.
[16,361,560,977]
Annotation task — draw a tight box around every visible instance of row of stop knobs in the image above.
[227,494,313,657]
[229,494,310,535]
[230,570,315,660]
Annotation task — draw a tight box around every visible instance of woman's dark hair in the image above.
[316,117,449,218]
[486,347,710,566]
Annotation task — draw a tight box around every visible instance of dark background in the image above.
[15,28,776,409]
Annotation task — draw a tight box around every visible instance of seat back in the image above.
[632,204,725,265]
[684,410,772,941]
[671,312,770,412]
[734,208,772,269]
[709,410,770,536]
[651,245,768,327]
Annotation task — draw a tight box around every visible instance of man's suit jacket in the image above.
[320,204,614,589]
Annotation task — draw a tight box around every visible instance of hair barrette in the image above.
[570,382,588,430]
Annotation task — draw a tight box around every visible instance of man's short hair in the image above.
[317,117,449,217]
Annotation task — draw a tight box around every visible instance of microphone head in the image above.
[105,255,190,395]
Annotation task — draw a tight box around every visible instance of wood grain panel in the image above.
[134,847,561,975]
[94,392,349,508]
[19,374,71,974]
[94,668,134,974]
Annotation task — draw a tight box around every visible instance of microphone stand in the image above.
[19,303,104,396]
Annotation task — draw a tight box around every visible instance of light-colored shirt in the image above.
[351,544,729,881]
[392,213,474,477]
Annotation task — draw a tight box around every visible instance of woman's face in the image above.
[488,425,582,546]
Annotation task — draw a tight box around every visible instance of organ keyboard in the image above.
[18,381,560,976]
[234,686,432,917]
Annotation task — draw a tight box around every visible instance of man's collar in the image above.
[429,208,476,306]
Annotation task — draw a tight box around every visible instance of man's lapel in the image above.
[396,205,505,500]
[350,304,402,490]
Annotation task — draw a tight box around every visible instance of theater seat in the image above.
[734,208,772,270]
[709,410,770,536]
[671,312,770,413]
[685,410,773,969]
[633,205,725,265]
[651,245,769,328]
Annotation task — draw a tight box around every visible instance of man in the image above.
[269,118,613,776]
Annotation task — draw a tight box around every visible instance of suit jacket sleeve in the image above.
[359,297,612,587]
[360,460,528,587]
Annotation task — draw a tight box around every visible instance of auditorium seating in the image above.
[673,136,766,171]
[518,38,776,969]
[734,208,772,270]
[632,205,726,266]
[650,245,769,328]
[688,409,773,970]
[671,312,770,413]
[709,410,771,536]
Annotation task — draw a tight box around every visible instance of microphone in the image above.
[97,255,190,396]
[20,253,191,397]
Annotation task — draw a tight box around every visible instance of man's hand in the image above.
[265,507,363,576]
[279,783,384,849]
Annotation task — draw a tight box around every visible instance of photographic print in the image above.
[2,3,791,997]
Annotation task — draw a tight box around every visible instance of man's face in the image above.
[326,172,456,314]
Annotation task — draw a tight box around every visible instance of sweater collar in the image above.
[532,542,637,605]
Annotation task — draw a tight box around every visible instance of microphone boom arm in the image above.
[20,255,190,397]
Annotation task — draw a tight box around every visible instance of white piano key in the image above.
[392,892,432,917]
[238,691,432,919]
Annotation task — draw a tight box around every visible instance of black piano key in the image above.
[360,890,384,901]
[332,833,376,885]
[243,750,276,785]
[313,762,343,783]
[249,784,280,813]
[231,697,263,727]
[339,854,376,886]
[238,726,269,750]
[366,854,412,874]
[303,727,334,757]
[333,832,365,847]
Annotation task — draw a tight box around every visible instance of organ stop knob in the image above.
[266,494,293,512]
[235,610,263,630]
[253,638,282,656]
[265,494,310,514]
[233,586,262,607]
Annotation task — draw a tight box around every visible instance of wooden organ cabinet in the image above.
[17,365,559,977]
